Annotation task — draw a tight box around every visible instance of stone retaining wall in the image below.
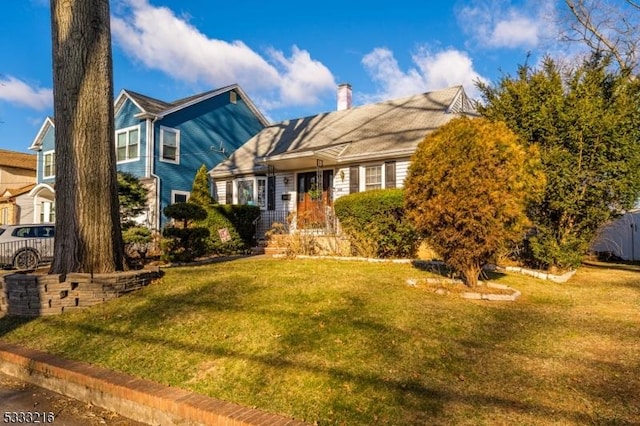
[0,268,161,317]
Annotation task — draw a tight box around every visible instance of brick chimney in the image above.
[337,83,352,111]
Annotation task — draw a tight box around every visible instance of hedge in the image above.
[197,204,261,254]
[334,189,419,259]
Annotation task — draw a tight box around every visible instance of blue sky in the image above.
[0,0,568,154]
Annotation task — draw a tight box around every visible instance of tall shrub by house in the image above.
[334,189,419,259]
[197,205,260,254]
[476,55,640,270]
[404,117,544,287]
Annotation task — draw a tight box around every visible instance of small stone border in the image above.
[406,278,521,302]
[272,253,415,264]
[275,254,576,283]
[486,264,576,283]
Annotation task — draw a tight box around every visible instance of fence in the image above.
[0,238,55,270]
[254,210,290,241]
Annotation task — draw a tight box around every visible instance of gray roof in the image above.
[124,90,172,115]
[212,85,476,176]
[119,84,269,125]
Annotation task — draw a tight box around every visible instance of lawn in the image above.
[1,257,639,425]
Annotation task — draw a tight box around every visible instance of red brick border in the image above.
[0,341,309,426]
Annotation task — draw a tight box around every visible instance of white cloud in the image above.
[0,76,52,110]
[490,16,539,48]
[361,47,487,102]
[457,0,557,49]
[111,0,335,110]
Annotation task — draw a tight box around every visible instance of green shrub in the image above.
[123,226,152,258]
[161,227,210,263]
[212,204,261,245]
[163,203,207,228]
[196,205,260,255]
[334,189,419,258]
[162,202,209,262]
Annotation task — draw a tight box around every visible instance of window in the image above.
[365,165,382,190]
[40,202,55,223]
[171,190,190,204]
[161,127,180,163]
[116,126,140,162]
[237,179,254,205]
[43,151,55,178]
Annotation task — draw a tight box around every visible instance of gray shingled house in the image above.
[210,84,477,235]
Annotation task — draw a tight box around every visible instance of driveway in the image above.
[0,371,147,425]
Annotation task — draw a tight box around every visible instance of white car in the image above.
[0,224,55,270]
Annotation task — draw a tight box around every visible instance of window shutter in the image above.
[225,180,233,204]
[385,161,396,188]
[267,176,276,210]
[349,166,359,194]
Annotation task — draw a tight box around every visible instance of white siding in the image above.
[333,167,351,201]
[15,194,34,224]
[395,160,411,188]
[215,180,227,204]
[276,172,295,211]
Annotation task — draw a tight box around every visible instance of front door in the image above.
[297,170,333,228]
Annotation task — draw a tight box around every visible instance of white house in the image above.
[210,84,477,235]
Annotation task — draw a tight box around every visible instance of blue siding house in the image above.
[28,84,268,229]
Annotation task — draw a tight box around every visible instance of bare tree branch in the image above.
[562,0,640,73]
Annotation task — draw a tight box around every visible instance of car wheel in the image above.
[13,250,39,270]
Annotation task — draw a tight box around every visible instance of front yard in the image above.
[0,258,638,425]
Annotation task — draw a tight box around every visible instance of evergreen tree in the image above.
[117,172,148,228]
[404,117,544,287]
[476,55,640,270]
[189,164,214,207]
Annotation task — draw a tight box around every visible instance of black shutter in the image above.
[267,176,276,210]
[226,180,233,204]
[385,161,396,188]
[349,166,359,194]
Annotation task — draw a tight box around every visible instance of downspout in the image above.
[147,117,161,231]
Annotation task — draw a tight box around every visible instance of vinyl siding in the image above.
[15,194,35,224]
[37,127,56,185]
[154,91,265,226]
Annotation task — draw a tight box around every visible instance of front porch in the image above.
[254,204,339,242]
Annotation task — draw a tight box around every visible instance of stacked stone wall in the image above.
[0,268,161,317]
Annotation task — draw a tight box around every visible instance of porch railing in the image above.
[254,210,291,242]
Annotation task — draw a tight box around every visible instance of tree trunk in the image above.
[462,264,481,288]
[50,0,124,274]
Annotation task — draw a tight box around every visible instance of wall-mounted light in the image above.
[283,176,289,185]
[339,170,345,182]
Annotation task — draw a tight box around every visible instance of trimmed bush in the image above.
[162,202,209,263]
[334,189,419,259]
[161,227,210,263]
[197,205,261,254]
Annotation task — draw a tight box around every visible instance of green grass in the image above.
[1,258,639,425]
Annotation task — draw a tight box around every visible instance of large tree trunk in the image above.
[50,0,124,274]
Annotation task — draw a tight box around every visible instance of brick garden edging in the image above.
[0,341,310,426]
[0,268,162,317]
